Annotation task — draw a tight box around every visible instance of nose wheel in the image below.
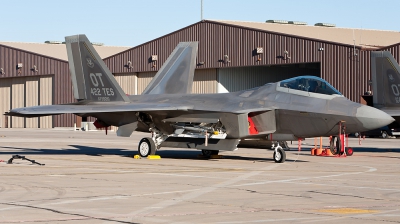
[272,143,286,163]
[138,137,156,157]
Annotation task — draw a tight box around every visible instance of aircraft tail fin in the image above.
[65,34,129,102]
[142,42,198,95]
[371,51,400,108]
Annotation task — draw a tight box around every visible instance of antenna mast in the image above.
[201,0,203,20]
[353,29,357,56]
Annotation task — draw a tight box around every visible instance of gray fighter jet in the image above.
[7,35,394,163]
[371,51,400,123]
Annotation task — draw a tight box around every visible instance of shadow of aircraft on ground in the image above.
[0,145,308,162]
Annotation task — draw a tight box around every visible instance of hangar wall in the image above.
[217,63,320,93]
[115,73,137,95]
[0,44,75,128]
[113,69,217,95]
[381,42,400,62]
[104,20,372,102]
[0,76,53,128]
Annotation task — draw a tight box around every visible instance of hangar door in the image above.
[114,73,137,95]
[0,76,53,128]
[218,63,320,93]
[137,69,217,94]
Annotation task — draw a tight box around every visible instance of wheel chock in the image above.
[210,155,224,159]
[133,155,141,159]
[147,155,161,159]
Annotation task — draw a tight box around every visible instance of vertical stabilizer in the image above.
[142,42,198,95]
[371,51,400,108]
[65,34,129,102]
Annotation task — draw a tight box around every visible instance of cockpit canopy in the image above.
[279,76,342,95]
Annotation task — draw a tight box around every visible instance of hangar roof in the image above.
[0,41,130,61]
[212,20,400,48]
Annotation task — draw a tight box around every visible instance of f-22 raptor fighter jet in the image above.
[7,35,394,163]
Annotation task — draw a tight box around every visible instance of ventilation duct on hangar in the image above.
[314,23,336,27]
[266,20,289,24]
[44,40,62,44]
[288,21,308,25]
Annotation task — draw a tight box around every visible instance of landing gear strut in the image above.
[272,142,286,163]
[137,124,168,157]
[329,121,353,157]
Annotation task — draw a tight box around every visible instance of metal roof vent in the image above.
[44,40,62,44]
[314,23,336,27]
[91,42,104,46]
[266,20,289,24]
[288,21,308,25]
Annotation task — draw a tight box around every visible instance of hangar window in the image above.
[279,76,342,95]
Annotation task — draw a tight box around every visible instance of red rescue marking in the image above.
[248,116,259,135]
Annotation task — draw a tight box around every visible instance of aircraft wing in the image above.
[6,103,193,117]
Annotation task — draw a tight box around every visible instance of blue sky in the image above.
[1,0,399,47]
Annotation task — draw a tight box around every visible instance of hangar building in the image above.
[2,20,400,128]
[0,41,129,128]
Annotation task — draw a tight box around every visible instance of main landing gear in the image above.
[271,142,286,163]
[138,137,156,157]
[138,125,168,157]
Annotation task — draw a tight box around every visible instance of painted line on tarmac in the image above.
[301,209,400,223]
[215,217,331,223]
[147,172,234,180]
[233,165,376,187]
[47,188,203,205]
[125,164,280,221]
[287,181,400,192]
[0,188,203,212]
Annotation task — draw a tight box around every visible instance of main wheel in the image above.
[138,137,156,157]
[381,131,389,139]
[330,136,341,155]
[273,147,286,163]
[201,150,219,156]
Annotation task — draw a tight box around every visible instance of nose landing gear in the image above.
[329,121,353,157]
[271,142,286,163]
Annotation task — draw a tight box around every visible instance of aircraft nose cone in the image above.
[356,105,395,130]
